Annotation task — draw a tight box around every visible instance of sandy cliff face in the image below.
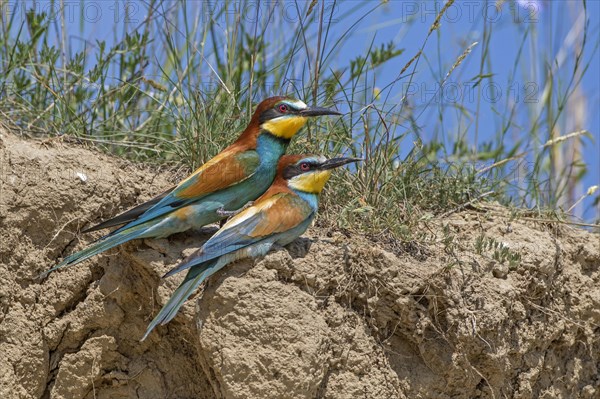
[1,131,599,399]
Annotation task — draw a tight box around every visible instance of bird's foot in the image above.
[216,201,254,217]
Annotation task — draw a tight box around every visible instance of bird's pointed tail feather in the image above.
[42,225,146,278]
[141,259,223,341]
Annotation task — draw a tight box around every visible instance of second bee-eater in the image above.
[142,154,361,340]
[45,97,340,275]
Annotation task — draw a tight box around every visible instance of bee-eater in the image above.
[142,154,361,340]
[45,97,340,275]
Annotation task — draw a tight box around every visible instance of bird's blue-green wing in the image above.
[106,149,260,235]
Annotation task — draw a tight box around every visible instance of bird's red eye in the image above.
[278,104,289,113]
[300,162,310,171]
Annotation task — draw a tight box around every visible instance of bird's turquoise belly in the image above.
[138,201,223,238]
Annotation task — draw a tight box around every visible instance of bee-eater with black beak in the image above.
[45,97,341,275]
[142,154,362,340]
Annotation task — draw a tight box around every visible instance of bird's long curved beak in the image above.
[299,106,342,117]
[320,157,363,170]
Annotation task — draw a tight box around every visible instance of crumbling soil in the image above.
[1,130,599,398]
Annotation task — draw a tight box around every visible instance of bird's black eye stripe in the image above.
[259,104,295,123]
[282,165,297,180]
[283,161,319,180]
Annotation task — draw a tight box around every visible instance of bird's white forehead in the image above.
[286,99,307,109]
[297,155,326,165]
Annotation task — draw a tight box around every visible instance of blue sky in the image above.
[8,0,600,221]
[341,0,599,220]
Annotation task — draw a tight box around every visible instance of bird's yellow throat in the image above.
[288,170,332,194]
[261,116,308,139]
